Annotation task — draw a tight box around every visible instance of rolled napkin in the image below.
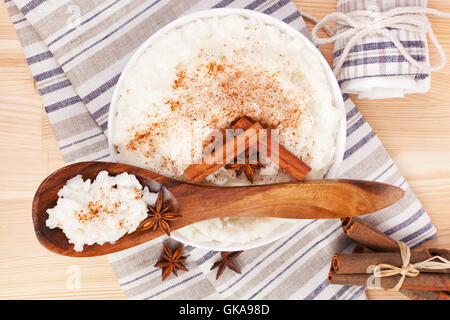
[341,217,399,252]
[311,0,450,99]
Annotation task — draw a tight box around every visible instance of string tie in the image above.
[372,241,450,291]
[309,7,450,75]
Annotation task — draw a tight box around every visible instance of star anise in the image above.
[225,148,265,183]
[154,242,189,281]
[210,251,244,280]
[139,191,181,236]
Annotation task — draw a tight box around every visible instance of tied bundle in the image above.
[307,0,450,99]
[328,217,450,300]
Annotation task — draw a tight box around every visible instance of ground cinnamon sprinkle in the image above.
[166,55,302,129]
[76,200,123,224]
[165,98,182,111]
[134,188,144,200]
[124,52,310,176]
[206,61,225,75]
[126,131,151,151]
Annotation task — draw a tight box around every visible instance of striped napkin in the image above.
[335,0,431,99]
[6,0,437,300]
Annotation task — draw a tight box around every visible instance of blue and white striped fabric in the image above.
[5,0,437,299]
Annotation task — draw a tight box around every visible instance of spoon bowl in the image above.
[32,162,404,257]
[32,162,181,257]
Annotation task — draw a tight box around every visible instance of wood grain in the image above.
[1,0,449,299]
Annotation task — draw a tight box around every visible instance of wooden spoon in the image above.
[32,162,404,257]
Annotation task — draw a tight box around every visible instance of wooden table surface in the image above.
[1,0,449,300]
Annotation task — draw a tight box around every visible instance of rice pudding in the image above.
[46,171,158,251]
[111,14,343,245]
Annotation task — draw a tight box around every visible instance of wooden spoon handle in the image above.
[166,180,404,228]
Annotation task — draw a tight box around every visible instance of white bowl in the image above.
[107,8,346,252]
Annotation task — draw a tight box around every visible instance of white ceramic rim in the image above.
[107,8,347,252]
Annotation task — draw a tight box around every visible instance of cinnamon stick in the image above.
[328,270,450,291]
[231,117,311,181]
[184,116,311,183]
[332,250,450,275]
[341,217,399,252]
[184,121,266,183]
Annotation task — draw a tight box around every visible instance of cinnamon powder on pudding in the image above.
[125,53,307,176]
[75,200,123,224]
[166,56,302,125]
[46,171,158,252]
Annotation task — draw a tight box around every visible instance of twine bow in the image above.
[309,7,450,75]
[372,241,450,292]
